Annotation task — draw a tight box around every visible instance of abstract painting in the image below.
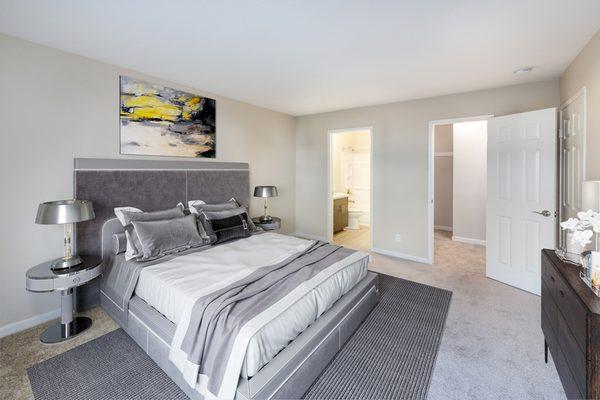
[119,76,216,158]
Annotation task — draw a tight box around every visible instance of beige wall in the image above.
[452,121,487,243]
[0,34,296,332]
[295,80,559,259]
[560,29,600,179]
[434,124,453,229]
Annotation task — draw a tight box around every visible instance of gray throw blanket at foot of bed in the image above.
[178,241,356,397]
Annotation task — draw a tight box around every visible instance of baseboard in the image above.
[371,247,430,264]
[0,308,60,338]
[294,232,329,242]
[434,225,453,232]
[452,235,486,246]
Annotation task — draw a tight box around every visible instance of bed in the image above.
[73,158,379,400]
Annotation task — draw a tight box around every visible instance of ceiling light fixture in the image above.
[513,66,533,75]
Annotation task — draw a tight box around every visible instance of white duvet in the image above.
[134,232,368,395]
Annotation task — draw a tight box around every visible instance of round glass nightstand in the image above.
[25,255,102,344]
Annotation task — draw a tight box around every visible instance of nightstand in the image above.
[26,255,103,344]
[252,216,281,231]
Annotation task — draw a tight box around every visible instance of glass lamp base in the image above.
[40,316,92,344]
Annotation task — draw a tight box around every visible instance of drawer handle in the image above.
[559,290,565,298]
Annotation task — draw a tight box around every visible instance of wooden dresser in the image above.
[541,249,600,399]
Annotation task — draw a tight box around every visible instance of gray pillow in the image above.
[188,199,239,214]
[119,206,185,259]
[199,207,252,244]
[131,214,205,261]
[111,232,127,255]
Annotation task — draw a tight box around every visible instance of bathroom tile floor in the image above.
[332,225,370,252]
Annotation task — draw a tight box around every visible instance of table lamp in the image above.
[35,199,95,270]
[254,186,278,223]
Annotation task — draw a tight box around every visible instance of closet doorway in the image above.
[428,116,491,263]
[327,127,373,252]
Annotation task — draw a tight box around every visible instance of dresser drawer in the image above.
[553,270,587,352]
[542,258,560,297]
[541,281,558,338]
[553,344,584,400]
[557,311,586,394]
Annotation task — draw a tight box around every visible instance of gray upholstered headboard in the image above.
[72,157,250,310]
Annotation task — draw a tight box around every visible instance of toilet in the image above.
[347,209,363,230]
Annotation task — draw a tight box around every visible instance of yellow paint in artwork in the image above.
[186,97,200,106]
[122,95,181,121]
[180,96,201,121]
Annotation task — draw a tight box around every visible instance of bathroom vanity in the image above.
[333,193,349,233]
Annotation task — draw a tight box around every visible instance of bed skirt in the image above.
[100,272,379,400]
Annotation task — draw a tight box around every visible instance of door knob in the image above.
[532,210,552,217]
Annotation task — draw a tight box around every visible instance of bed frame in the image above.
[73,158,379,399]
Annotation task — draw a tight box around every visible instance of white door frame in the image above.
[427,115,493,264]
[558,86,587,250]
[327,127,374,247]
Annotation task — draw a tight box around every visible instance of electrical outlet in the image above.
[394,234,402,242]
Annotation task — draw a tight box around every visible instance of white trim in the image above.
[452,235,486,246]
[327,126,374,250]
[0,308,60,338]
[294,232,329,242]
[434,152,453,157]
[427,114,494,265]
[559,86,587,179]
[371,247,429,264]
[557,87,587,251]
[434,225,453,231]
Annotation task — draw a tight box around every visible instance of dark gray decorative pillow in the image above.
[111,232,127,255]
[115,205,185,260]
[199,207,252,244]
[189,199,259,233]
[131,214,205,261]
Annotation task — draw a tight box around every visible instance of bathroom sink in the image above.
[333,192,349,200]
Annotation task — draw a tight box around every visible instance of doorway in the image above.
[429,109,558,295]
[328,127,373,252]
[428,115,492,264]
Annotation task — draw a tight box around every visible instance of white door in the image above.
[559,90,586,248]
[486,108,557,295]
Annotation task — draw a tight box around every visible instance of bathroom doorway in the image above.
[327,127,372,252]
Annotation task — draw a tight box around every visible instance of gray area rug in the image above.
[303,274,452,399]
[28,274,451,400]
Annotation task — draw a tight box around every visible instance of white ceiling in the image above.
[1,0,599,116]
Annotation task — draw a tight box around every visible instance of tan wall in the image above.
[434,124,453,229]
[560,29,600,179]
[295,80,559,259]
[0,34,296,331]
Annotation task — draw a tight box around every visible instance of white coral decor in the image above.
[560,209,600,247]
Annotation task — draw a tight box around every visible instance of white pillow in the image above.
[114,206,142,260]
[187,200,206,215]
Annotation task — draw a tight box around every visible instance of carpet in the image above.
[27,274,451,400]
[303,274,452,399]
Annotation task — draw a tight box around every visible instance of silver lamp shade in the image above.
[253,186,278,222]
[253,186,278,198]
[35,199,95,224]
[35,199,95,270]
